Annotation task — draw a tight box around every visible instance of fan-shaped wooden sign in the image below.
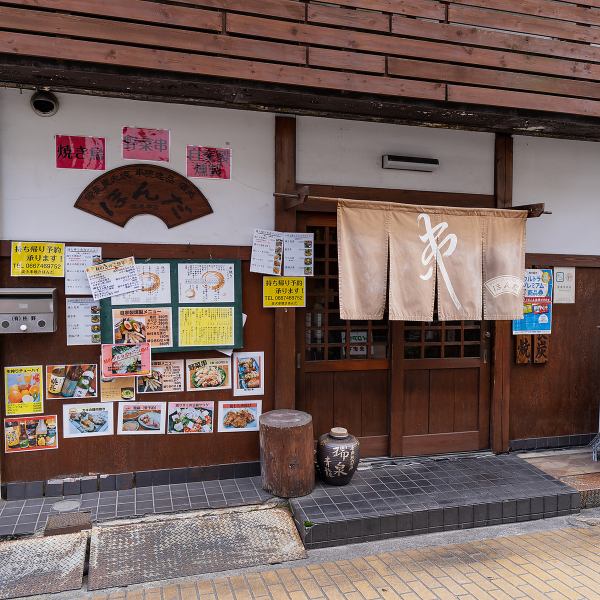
[75,164,213,228]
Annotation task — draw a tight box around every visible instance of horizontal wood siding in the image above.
[5,1,600,118]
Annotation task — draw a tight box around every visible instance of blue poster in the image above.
[512,269,553,335]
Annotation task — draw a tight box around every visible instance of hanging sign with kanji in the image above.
[55,134,105,170]
[74,164,213,228]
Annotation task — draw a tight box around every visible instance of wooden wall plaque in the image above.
[75,164,213,228]
[515,334,532,364]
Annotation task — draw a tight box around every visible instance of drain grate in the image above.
[0,532,87,599]
[88,506,306,590]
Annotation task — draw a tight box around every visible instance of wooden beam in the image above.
[8,57,600,142]
[274,116,297,410]
[526,253,600,268]
[491,132,513,454]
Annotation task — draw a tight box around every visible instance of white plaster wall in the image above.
[297,116,495,194]
[0,88,275,246]
[514,136,600,255]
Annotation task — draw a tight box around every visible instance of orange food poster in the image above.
[4,415,58,453]
[4,366,44,416]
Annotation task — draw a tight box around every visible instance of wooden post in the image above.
[260,409,314,498]
[491,133,513,454]
[274,116,297,409]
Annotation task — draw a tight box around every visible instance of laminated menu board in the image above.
[100,259,243,353]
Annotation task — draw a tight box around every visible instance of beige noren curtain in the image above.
[338,200,526,321]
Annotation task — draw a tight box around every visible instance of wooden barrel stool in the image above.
[260,409,314,498]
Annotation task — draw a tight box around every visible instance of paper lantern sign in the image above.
[56,134,105,170]
[75,164,213,228]
[122,127,169,162]
[186,146,231,179]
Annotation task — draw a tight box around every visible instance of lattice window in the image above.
[403,320,482,360]
[304,224,389,361]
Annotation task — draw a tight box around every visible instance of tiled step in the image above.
[290,454,580,549]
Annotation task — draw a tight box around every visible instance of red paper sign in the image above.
[122,127,170,162]
[55,135,105,170]
[186,146,231,179]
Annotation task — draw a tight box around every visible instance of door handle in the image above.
[296,353,301,369]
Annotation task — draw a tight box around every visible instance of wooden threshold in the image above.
[402,431,482,456]
[358,435,389,458]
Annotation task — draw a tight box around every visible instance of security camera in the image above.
[30,91,59,117]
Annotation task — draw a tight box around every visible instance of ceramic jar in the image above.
[316,427,360,486]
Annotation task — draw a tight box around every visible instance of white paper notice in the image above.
[284,232,314,276]
[66,298,101,346]
[250,229,283,275]
[553,266,576,304]
[85,257,142,301]
[65,246,102,295]
[178,263,235,303]
[117,262,171,305]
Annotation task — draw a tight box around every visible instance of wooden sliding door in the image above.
[295,212,493,458]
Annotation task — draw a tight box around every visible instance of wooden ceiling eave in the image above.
[3,55,600,142]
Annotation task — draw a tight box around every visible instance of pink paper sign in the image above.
[101,343,151,378]
[186,146,231,179]
[122,127,170,162]
[56,135,106,170]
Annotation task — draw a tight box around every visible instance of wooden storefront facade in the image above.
[1,1,600,484]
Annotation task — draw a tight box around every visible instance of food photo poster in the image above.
[117,401,166,435]
[167,401,214,434]
[232,352,264,396]
[186,358,231,391]
[217,400,261,432]
[63,403,114,438]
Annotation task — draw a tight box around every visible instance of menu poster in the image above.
[100,376,136,402]
[178,263,235,304]
[101,343,151,378]
[250,229,283,276]
[11,241,65,278]
[513,269,553,335]
[66,298,101,346]
[178,307,234,347]
[5,366,43,416]
[117,401,166,435]
[232,352,264,397]
[112,307,173,348]
[186,358,231,391]
[284,232,314,276]
[63,403,113,438]
[46,364,98,399]
[116,262,171,305]
[218,400,261,432]
[86,257,142,301]
[4,415,58,453]
[137,359,184,394]
[65,246,102,294]
[168,401,214,434]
